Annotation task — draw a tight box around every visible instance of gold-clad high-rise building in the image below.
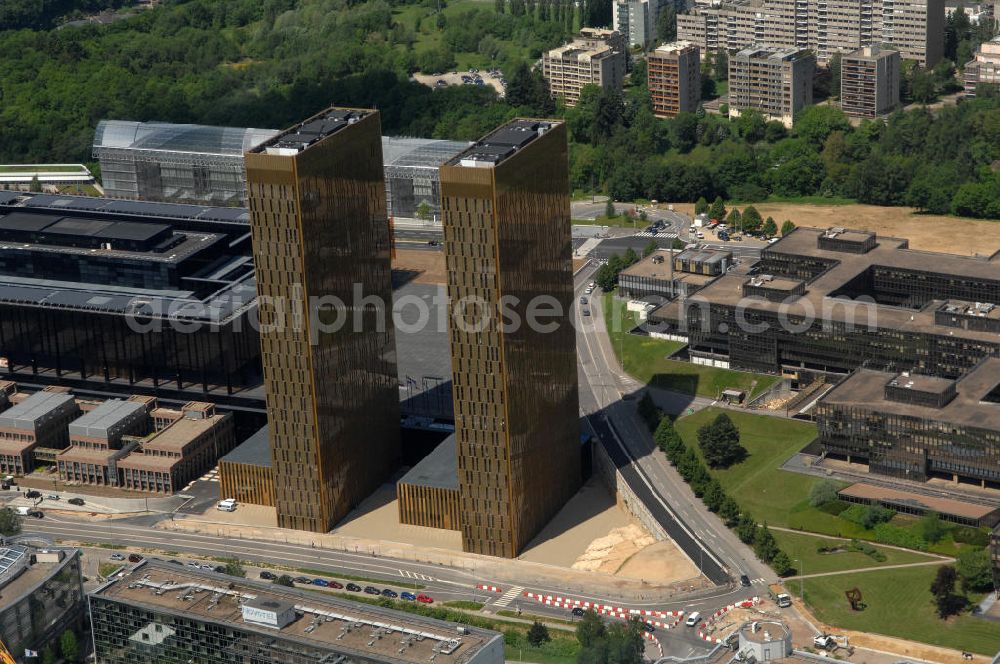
[245,108,399,533]
[439,119,581,557]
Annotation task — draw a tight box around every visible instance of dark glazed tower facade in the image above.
[439,119,581,557]
[245,108,399,532]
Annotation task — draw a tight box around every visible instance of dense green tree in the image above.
[42,647,56,664]
[696,413,746,468]
[918,512,947,544]
[527,620,551,646]
[829,53,842,98]
[955,548,993,592]
[761,217,777,237]
[753,523,780,563]
[60,629,79,664]
[764,121,787,143]
[657,4,676,43]
[930,565,966,619]
[719,496,741,526]
[771,550,794,576]
[794,106,851,146]
[576,609,606,648]
[708,196,727,221]
[736,513,758,544]
[605,199,617,218]
[0,508,22,537]
[780,219,796,236]
[808,480,839,507]
[740,206,762,233]
[694,197,709,214]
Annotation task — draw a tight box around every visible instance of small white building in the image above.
[737,620,793,661]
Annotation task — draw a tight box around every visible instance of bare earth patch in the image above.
[571,524,701,585]
[669,202,1000,256]
[393,249,447,284]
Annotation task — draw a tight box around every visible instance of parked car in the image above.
[46,494,59,500]
[643,622,656,634]
[200,564,214,570]
[571,607,586,617]
[27,510,43,518]
[329,581,344,589]
[213,565,227,573]
[68,497,85,506]
[813,635,835,650]
[186,562,200,568]
[25,490,41,499]
[382,589,398,598]
[312,578,329,587]
[401,592,417,601]
[363,586,381,595]
[684,611,701,627]
[416,594,434,604]
[128,554,143,563]
[259,571,277,580]
[776,593,792,608]
[580,296,588,305]
[739,574,751,587]
[110,553,125,561]
[294,576,311,584]
[346,583,362,592]
[167,559,183,566]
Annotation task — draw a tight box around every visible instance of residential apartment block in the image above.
[677,0,945,66]
[841,46,901,117]
[728,47,815,127]
[542,28,626,106]
[245,108,399,533]
[436,120,581,557]
[964,36,1000,96]
[647,41,701,117]
[613,0,665,49]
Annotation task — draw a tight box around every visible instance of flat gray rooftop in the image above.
[68,399,145,439]
[0,391,76,431]
[398,434,458,490]
[221,425,271,468]
[821,357,1000,430]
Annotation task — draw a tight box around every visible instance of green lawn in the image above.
[792,566,998,656]
[671,408,971,556]
[772,530,941,576]
[603,293,779,399]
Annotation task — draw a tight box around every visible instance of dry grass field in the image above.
[669,202,1000,256]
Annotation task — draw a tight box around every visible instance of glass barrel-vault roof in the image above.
[94,120,280,156]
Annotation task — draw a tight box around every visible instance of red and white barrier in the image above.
[642,631,663,657]
[476,584,503,593]
[521,592,685,628]
[696,596,761,644]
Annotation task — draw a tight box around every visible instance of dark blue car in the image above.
[401,592,417,601]
[312,578,329,587]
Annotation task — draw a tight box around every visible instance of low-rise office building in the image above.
[836,482,1000,527]
[542,29,626,106]
[728,47,815,127]
[397,433,461,531]
[0,544,85,659]
[648,41,701,117]
[218,424,273,506]
[964,36,1000,96]
[815,359,1000,489]
[88,558,505,664]
[0,389,80,475]
[618,248,730,301]
[841,46,901,118]
[649,227,1000,381]
[56,397,151,486]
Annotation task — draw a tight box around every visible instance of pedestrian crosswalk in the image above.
[492,585,524,608]
[399,569,437,582]
[633,231,678,239]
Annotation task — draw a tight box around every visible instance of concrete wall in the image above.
[592,438,667,541]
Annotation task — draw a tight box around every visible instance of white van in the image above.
[217,498,237,512]
[684,611,701,627]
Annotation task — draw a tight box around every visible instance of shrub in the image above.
[808,480,840,507]
[817,500,849,516]
[841,504,895,529]
[951,525,989,547]
[873,523,928,551]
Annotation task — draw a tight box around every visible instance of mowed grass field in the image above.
[794,565,998,655]
[772,530,941,576]
[602,293,779,399]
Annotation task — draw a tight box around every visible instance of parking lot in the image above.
[411,68,505,96]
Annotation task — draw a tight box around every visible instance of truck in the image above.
[813,635,836,650]
[776,593,792,608]
[15,506,29,516]
[694,213,708,228]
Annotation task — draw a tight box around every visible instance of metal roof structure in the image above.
[382,137,470,170]
[68,399,146,441]
[220,425,270,468]
[0,391,76,431]
[18,193,251,225]
[398,434,458,490]
[0,545,28,589]
[94,120,279,158]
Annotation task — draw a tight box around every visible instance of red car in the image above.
[416,594,434,604]
[329,581,344,589]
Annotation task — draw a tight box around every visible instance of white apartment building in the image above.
[964,36,1000,95]
[729,46,816,126]
[542,29,627,106]
[678,0,945,66]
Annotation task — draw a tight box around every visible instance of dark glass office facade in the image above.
[245,108,399,533]
[0,552,85,659]
[439,120,581,557]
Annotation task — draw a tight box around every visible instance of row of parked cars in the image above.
[24,489,85,506]
[259,571,434,603]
